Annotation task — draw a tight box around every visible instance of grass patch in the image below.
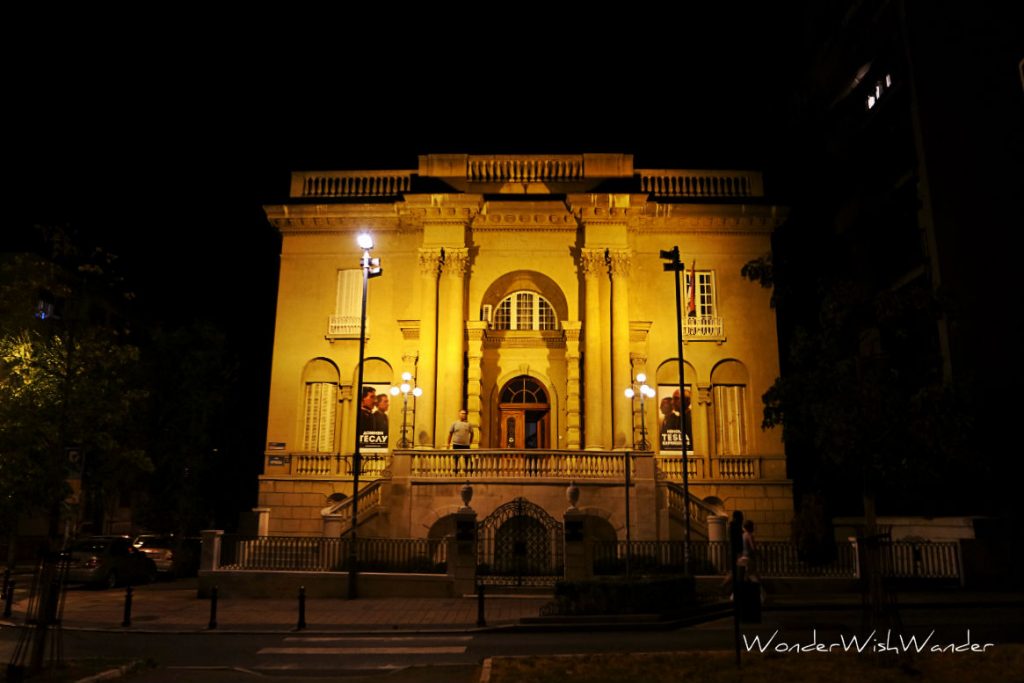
[486,647,1024,683]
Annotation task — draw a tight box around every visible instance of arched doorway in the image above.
[498,376,550,449]
[477,497,564,585]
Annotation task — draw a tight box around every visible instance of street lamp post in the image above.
[624,373,656,451]
[660,245,693,574]
[389,372,423,448]
[349,232,382,599]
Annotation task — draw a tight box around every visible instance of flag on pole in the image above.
[687,260,697,317]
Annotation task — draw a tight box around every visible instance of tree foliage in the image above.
[0,232,149,541]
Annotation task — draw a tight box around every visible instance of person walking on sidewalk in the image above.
[447,409,473,473]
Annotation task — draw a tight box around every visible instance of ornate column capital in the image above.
[607,249,633,278]
[580,248,608,277]
[442,247,470,278]
[418,248,443,277]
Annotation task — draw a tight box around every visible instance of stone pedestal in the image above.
[322,514,346,538]
[446,508,478,596]
[252,508,271,537]
[200,530,224,572]
[563,508,590,581]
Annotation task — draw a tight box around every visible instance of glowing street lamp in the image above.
[349,232,382,599]
[624,372,657,451]
[389,371,423,448]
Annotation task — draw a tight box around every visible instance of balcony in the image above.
[682,315,724,341]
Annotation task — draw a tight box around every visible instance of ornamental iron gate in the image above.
[477,497,564,587]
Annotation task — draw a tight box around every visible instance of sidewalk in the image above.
[0,578,550,633]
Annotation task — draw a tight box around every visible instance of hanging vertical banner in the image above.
[657,385,694,455]
[357,383,391,453]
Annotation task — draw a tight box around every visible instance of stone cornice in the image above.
[264,204,401,232]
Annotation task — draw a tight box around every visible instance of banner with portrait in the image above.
[656,385,694,455]
[356,383,391,453]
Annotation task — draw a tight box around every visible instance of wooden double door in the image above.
[499,404,549,449]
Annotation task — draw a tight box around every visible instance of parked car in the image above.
[132,534,200,577]
[65,536,158,588]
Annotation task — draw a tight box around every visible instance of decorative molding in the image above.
[562,320,582,344]
[398,322,421,342]
[417,248,443,278]
[607,249,632,278]
[579,248,608,277]
[629,321,652,344]
[442,248,470,278]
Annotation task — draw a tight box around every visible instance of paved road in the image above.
[3,604,1022,681]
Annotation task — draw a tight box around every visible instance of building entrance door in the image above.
[497,376,549,449]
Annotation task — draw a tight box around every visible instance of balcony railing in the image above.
[328,315,363,337]
[268,453,388,479]
[683,316,723,339]
[410,450,634,480]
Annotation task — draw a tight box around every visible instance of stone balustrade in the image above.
[291,170,413,198]
[407,449,635,480]
[638,169,763,197]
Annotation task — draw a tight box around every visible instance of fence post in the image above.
[955,540,966,587]
[208,586,218,629]
[200,530,224,572]
[448,503,477,597]
[297,586,307,630]
[3,580,14,618]
[476,582,486,627]
[563,507,589,581]
[848,537,860,579]
[122,586,133,627]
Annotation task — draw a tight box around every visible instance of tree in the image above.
[0,231,150,555]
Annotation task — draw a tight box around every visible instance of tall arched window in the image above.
[492,291,557,330]
[302,359,340,452]
[711,360,749,456]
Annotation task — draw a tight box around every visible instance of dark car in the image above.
[132,534,200,577]
[66,536,158,588]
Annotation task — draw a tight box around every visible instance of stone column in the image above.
[563,321,582,450]
[466,321,487,447]
[581,249,606,450]
[415,249,442,447]
[608,250,633,449]
[338,385,353,459]
[436,248,468,444]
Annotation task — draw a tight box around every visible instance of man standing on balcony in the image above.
[447,409,473,473]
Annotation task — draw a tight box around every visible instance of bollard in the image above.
[208,586,218,630]
[122,586,133,627]
[297,586,306,630]
[2,568,9,597]
[3,580,14,618]
[476,582,486,627]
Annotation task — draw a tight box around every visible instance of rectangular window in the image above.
[713,384,746,455]
[330,270,363,336]
[303,382,337,452]
[684,271,715,317]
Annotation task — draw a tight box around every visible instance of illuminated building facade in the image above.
[257,153,792,542]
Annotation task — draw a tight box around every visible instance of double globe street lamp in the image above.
[624,373,657,451]
[389,372,423,448]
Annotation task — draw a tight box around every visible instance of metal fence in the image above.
[592,539,962,580]
[218,536,446,573]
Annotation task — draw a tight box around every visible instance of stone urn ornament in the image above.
[566,480,580,510]
[460,481,474,509]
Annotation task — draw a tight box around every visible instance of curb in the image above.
[74,659,149,683]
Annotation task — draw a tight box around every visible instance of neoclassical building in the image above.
[258,153,792,545]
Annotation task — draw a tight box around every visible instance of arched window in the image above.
[302,359,340,453]
[500,376,548,404]
[492,291,557,330]
[711,360,749,456]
